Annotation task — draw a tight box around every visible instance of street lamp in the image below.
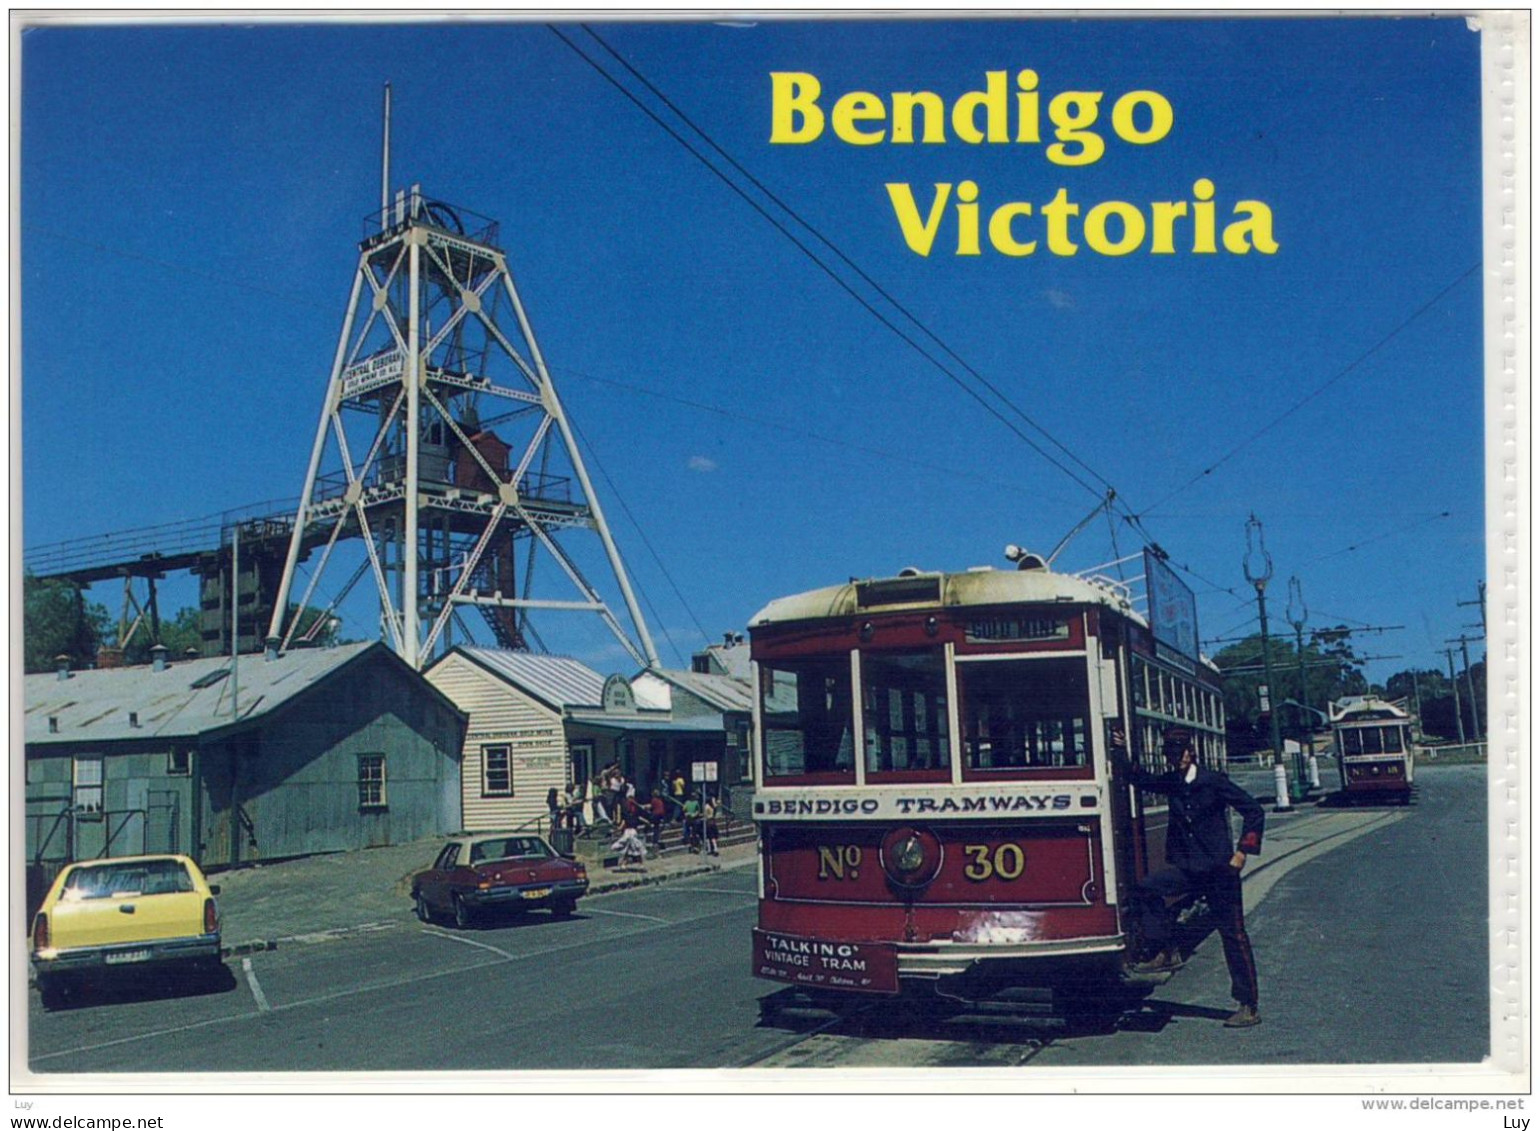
[1244,515,1293,808]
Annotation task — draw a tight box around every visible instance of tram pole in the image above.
[1286,577,1315,796]
[1243,515,1293,806]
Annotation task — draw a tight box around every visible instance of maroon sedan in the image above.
[411,833,588,928]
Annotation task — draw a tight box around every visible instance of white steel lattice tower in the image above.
[267,184,659,671]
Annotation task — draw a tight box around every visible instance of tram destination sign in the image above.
[964,614,1070,644]
[1144,549,1199,662]
[753,929,900,994]
[755,785,1100,820]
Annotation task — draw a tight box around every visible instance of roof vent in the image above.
[55,654,72,681]
[265,636,281,662]
[48,716,58,734]
[1004,545,1049,572]
[150,644,170,673]
[896,566,926,578]
[128,711,140,728]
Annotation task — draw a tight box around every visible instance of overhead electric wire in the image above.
[547,24,1112,505]
[576,24,1122,503]
[566,413,707,666]
[1300,511,1452,565]
[1137,263,1481,519]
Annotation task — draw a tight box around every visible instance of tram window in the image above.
[1132,661,1148,710]
[861,650,949,774]
[958,658,1090,771]
[1382,726,1404,753]
[1359,727,1385,755]
[759,659,856,778]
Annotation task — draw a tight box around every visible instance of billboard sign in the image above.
[1145,549,1199,662]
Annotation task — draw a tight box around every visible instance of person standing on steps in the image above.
[1110,723,1266,1029]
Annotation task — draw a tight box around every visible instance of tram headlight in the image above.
[879,826,943,891]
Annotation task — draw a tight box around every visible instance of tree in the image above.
[23,574,110,673]
[1213,627,1369,758]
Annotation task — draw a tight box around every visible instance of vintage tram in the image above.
[748,546,1227,1010]
[1328,695,1416,804]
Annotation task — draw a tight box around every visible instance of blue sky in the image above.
[20,16,1486,681]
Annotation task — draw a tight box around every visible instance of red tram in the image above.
[1329,696,1415,804]
[749,547,1228,1009]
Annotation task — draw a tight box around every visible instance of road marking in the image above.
[674,887,757,899]
[241,956,271,1013]
[581,906,672,924]
[419,928,516,959]
[29,901,749,1064]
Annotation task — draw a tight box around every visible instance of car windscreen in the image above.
[62,859,193,900]
[469,837,550,864]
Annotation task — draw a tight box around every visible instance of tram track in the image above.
[738,801,1404,1070]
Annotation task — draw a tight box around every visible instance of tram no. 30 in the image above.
[748,546,1227,1005]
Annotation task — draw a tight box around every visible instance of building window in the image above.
[482,744,513,797]
[167,750,191,776]
[358,754,387,810]
[73,755,104,818]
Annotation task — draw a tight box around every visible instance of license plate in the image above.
[522,888,552,900]
[752,929,900,994]
[105,949,151,965]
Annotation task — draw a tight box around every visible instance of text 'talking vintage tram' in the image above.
[748,546,1227,1010]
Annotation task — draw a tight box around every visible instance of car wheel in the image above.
[552,898,577,918]
[415,891,434,924]
[453,894,473,929]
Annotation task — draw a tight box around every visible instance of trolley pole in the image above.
[1244,515,1292,806]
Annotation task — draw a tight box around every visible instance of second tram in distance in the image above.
[1329,695,1416,804]
[748,546,1226,1010]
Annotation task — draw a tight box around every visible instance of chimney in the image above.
[265,636,281,662]
[55,654,71,681]
[723,632,735,646]
[150,644,169,673]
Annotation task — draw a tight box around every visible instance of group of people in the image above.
[545,767,724,869]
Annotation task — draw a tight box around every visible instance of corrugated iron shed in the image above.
[25,642,386,745]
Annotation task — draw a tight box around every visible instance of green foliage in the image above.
[1214,627,1369,756]
[23,574,110,673]
[1383,662,1485,742]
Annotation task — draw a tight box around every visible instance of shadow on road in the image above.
[39,962,239,1012]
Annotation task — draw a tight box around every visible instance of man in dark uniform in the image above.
[1112,724,1265,1029]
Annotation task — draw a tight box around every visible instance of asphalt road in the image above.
[25,764,1489,1076]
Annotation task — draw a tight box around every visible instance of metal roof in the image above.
[565,714,725,734]
[25,641,380,746]
[448,648,607,711]
[650,668,753,714]
[749,565,1141,627]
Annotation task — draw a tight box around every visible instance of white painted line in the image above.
[30,902,754,1064]
[419,928,516,959]
[580,906,672,924]
[677,887,758,897]
[240,956,271,1013]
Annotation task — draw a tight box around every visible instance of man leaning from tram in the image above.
[1111,723,1265,1029]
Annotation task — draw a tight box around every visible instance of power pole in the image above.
[1443,647,1467,744]
[1457,580,1487,635]
[1446,634,1484,742]
[1245,515,1293,806]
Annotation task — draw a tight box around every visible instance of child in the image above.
[609,826,647,871]
[704,798,721,857]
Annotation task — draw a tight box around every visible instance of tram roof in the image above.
[749,563,1143,629]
